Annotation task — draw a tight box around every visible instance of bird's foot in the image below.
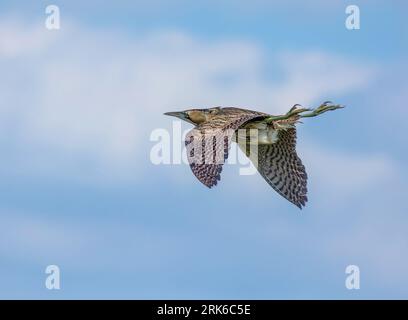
[299,101,345,118]
[264,101,344,123]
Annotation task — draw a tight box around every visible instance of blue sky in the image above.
[0,0,407,299]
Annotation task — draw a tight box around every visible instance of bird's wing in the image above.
[185,112,264,188]
[239,128,308,208]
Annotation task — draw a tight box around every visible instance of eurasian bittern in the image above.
[164,102,344,208]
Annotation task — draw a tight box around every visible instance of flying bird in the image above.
[164,102,344,208]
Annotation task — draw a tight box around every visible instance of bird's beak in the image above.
[164,111,186,120]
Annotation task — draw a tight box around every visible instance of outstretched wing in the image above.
[185,111,265,188]
[239,128,308,208]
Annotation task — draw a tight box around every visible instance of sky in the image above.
[0,0,407,299]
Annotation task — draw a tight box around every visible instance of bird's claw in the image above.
[286,104,311,117]
[286,106,311,116]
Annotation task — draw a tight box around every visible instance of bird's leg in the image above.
[264,104,311,123]
[264,101,344,123]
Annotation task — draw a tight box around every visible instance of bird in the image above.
[164,102,344,208]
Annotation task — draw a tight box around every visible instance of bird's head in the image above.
[164,107,221,125]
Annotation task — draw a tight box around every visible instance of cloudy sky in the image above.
[0,0,407,299]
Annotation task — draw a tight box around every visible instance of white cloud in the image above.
[273,51,377,108]
[301,143,397,198]
[0,18,56,57]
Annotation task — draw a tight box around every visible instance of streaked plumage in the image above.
[164,102,343,208]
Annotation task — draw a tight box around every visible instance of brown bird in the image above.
[164,102,344,208]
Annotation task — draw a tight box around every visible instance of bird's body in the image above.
[237,114,297,145]
[164,102,344,209]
